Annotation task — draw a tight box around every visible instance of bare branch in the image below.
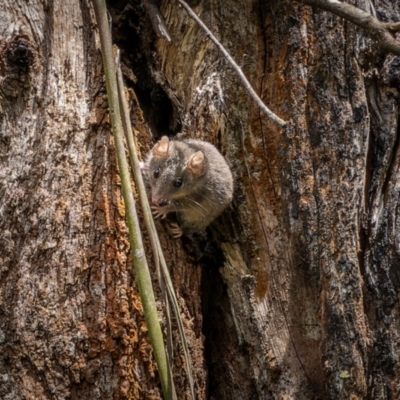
[174,0,287,127]
[298,0,400,56]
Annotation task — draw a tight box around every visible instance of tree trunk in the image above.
[1,0,400,399]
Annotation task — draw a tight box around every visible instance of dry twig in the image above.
[174,0,287,127]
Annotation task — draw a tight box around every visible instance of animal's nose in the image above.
[152,199,169,207]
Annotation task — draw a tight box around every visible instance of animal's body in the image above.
[143,136,233,237]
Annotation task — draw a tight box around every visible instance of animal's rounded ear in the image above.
[187,151,205,175]
[153,136,170,158]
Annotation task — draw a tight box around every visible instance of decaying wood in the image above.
[1,0,400,399]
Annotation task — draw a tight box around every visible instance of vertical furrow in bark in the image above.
[278,1,379,397]
[305,4,370,397]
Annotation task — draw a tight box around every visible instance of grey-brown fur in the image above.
[144,136,233,237]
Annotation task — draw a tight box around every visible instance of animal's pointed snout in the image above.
[152,198,169,207]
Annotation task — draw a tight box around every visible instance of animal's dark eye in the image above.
[153,169,160,178]
[174,178,183,188]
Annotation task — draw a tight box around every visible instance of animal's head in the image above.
[147,136,206,207]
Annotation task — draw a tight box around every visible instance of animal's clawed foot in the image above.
[168,222,183,238]
[151,204,170,219]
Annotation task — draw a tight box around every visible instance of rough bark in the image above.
[1,0,400,399]
[0,1,203,399]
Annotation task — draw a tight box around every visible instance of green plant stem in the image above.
[116,58,195,400]
[91,1,172,398]
[116,56,177,400]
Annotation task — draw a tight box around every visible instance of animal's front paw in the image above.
[168,222,183,238]
[151,204,170,219]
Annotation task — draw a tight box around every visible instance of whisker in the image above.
[191,189,219,208]
[184,197,209,216]
[181,199,207,218]
[174,197,208,218]
[172,200,192,221]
